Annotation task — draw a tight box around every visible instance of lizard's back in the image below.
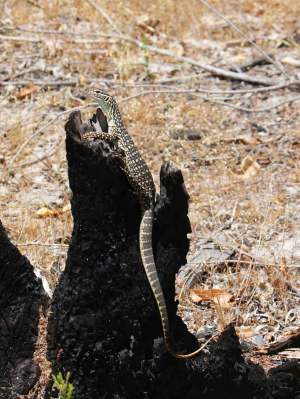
[89,90,202,358]
[118,128,155,201]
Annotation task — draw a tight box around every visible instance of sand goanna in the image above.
[82,89,204,359]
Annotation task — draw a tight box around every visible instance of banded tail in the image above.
[139,208,204,359]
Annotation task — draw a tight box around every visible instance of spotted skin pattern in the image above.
[84,89,203,359]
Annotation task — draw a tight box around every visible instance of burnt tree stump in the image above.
[46,109,198,398]
[0,221,46,398]
[46,110,300,399]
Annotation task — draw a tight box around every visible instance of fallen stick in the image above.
[105,33,279,86]
[0,33,288,86]
[86,0,121,34]
[231,54,273,72]
[0,79,78,87]
[120,90,300,113]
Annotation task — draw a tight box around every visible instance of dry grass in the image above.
[1,0,300,372]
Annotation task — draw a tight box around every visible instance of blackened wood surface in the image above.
[46,110,197,398]
[0,221,44,398]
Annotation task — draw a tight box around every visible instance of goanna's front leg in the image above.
[81,126,119,142]
[84,125,126,166]
[82,131,121,145]
[81,112,126,168]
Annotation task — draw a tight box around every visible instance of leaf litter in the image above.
[177,229,300,350]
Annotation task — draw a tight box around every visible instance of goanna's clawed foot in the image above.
[110,149,126,169]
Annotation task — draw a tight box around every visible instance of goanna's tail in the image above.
[139,208,204,359]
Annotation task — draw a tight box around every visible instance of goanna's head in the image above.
[88,89,118,121]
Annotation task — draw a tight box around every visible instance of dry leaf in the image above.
[239,155,261,180]
[79,75,86,85]
[16,84,38,100]
[190,289,234,309]
[36,207,59,218]
[281,57,300,67]
[191,288,227,301]
[62,203,71,213]
[257,158,271,166]
[236,326,254,339]
[190,290,203,303]
[136,14,159,34]
[169,42,185,57]
[45,40,63,58]
[237,134,258,145]
[230,55,248,64]
[213,293,233,309]
[241,155,254,172]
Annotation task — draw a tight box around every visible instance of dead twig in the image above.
[7,65,43,80]
[0,33,283,86]
[281,57,300,67]
[4,77,297,94]
[266,327,300,354]
[17,136,62,168]
[91,33,285,86]
[120,89,300,113]
[86,0,121,34]
[157,74,209,84]
[132,81,299,95]
[7,104,96,167]
[0,34,106,45]
[0,34,40,43]
[26,0,41,7]
[0,79,78,87]
[235,55,273,72]
[17,242,69,247]
[286,282,300,298]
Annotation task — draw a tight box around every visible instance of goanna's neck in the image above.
[108,104,124,131]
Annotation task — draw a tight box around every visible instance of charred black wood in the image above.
[0,221,46,398]
[46,109,195,398]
